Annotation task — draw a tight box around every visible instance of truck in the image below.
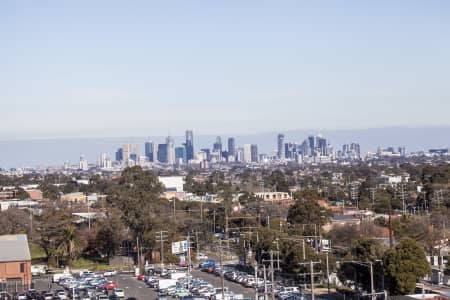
[156,279,178,291]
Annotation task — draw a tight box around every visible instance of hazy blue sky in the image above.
[1,1,449,140]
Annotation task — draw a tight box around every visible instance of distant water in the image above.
[0,127,448,169]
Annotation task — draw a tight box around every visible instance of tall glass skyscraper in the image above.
[277,134,285,159]
[166,135,175,165]
[145,141,154,162]
[185,130,194,162]
[157,144,168,163]
[213,136,222,153]
[228,137,236,157]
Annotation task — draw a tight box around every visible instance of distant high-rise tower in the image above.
[317,137,327,156]
[228,137,236,157]
[308,135,315,156]
[166,135,175,165]
[243,144,252,163]
[115,148,123,161]
[250,144,258,162]
[157,144,168,163]
[122,144,138,161]
[185,130,194,162]
[145,141,154,162]
[277,134,285,159]
[175,146,187,164]
[213,136,222,153]
[79,155,88,171]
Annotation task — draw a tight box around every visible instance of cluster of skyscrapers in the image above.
[106,131,363,168]
[114,131,259,167]
[276,133,362,163]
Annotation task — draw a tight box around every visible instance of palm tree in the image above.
[58,224,82,266]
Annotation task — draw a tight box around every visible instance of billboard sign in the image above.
[172,240,188,254]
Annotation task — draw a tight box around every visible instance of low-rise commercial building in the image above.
[0,234,32,287]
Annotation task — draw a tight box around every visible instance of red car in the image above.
[137,274,146,281]
[103,281,118,290]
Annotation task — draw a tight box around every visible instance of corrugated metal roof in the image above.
[0,234,31,262]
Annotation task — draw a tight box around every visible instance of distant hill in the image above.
[0,126,448,168]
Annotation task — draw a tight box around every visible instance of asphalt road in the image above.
[191,270,255,299]
[112,274,157,300]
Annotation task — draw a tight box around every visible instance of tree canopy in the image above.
[383,238,430,295]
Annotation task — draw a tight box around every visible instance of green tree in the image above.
[0,209,30,235]
[58,224,82,266]
[293,189,321,201]
[15,188,30,200]
[338,238,386,293]
[383,238,430,295]
[35,208,72,267]
[287,199,332,233]
[107,166,165,237]
[374,187,401,213]
[95,211,125,259]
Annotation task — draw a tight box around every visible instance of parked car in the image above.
[113,289,125,298]
[55,292,66,300]
[16,293,27,300]
[196,253,208,260]
[103,270,117,277]
[42,293,53,300]
[102,281,118,290]
[137,274,146,281]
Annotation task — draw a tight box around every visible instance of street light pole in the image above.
[370,262,375,300]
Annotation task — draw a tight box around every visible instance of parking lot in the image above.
[4,262,314,300]
[191,270,254,299]
[28,273,155,300]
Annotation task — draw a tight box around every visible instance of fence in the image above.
[0,279,33,295]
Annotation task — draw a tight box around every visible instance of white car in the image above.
[16,293,27,300]
[196,253,209,260]
[104,270,117,277]
[113,289,125,298]
[56,292,68,300]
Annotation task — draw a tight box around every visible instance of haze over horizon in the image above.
[0,126,448,168]
[1,1,450,141]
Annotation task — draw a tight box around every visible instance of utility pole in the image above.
[263,264,268,300]
[343,261,384,299]
[187,233,191,292]
[173,198,176,221]
[326,252,330,296]
[298,261,321,300]
[136,236,140,273]
[262,250,280,300]
[219,239,225,300]
[87,201,91,232]
[370,262,375,300]
[213,209,216,233]
[155,231,168,269]
[398,184,407,214]
[254,260,259,300]
[195,231,200,260]
[310,261,315,300]
[200,201,203,223]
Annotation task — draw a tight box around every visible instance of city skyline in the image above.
[1,125,449,168]
[2,1,450,140]
[1,126,450,169]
